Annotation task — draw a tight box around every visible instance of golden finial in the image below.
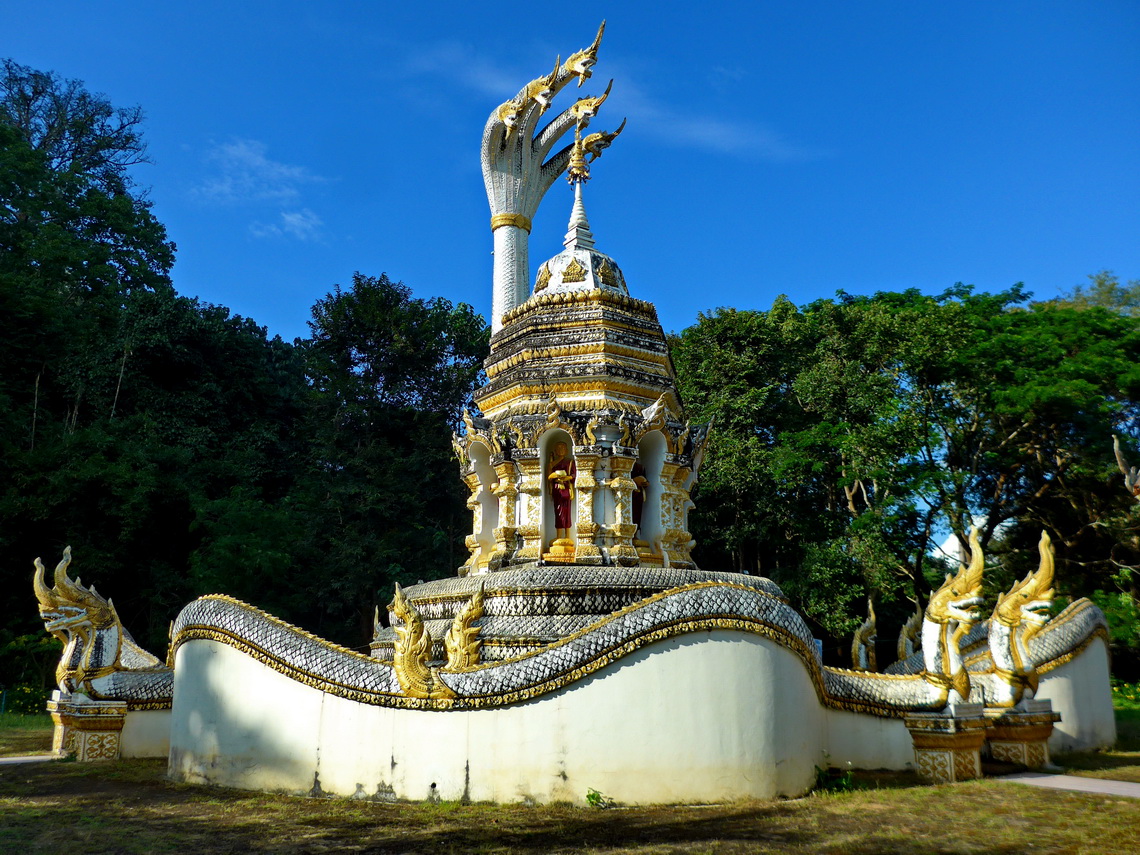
[567,124,590,183]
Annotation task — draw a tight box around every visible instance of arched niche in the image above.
[539,428,576,552]
[468,440,499,571]
[636,430,667,550]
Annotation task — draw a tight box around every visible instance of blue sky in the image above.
[5,1,1138,341]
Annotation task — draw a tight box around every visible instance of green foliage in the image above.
[0,63,491,689]
[1113,681,1140,713]
[0,685,52,715]
[585,788,614,808]
[675,286,1140,662]
[1047,270,1140,318]
[813,762,855,795]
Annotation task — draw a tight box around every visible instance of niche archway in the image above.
[636,430,667,552]
[468,440,499,572]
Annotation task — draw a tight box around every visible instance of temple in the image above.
[33,23,1117,804]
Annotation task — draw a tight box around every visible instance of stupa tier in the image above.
[454,108,708,575]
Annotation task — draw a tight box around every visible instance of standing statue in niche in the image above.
[545,441,577,561]
[631,459,655,559]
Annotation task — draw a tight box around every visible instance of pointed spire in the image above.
[563,179,595,250]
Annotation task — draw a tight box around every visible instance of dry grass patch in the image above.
[1,759,1137,855]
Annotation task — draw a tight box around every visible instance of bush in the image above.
[0,684,51,715]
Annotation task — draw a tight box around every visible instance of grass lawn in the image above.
[0,758,1137,855]
[0,713,52,756]
[0,706,1135,854]
[1056,696,1140,784]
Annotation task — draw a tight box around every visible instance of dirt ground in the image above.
[2,756,1138,855]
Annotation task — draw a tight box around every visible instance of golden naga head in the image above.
[926,527,985,626]
[564,20,606,86]
[524,55,562,113]
[569,79,613,126]
[33,547,116,635]
[582,118,626,163]
[993,531,1056,634]
[496,56,563,131]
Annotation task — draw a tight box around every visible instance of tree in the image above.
[1046,270,1140,318]
[297,273,490,641]
[674,286,1140,664]
[1,59,146,195]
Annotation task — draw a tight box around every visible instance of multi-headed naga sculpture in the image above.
[920,528,985,705]
[33,548,172,707]
[987,532,1057,708]
[482,21,624,332]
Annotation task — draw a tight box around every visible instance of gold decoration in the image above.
[926,528,984,626]
[994,531,1055,631]
[34,548,167,701]
[561,257,588,283]
[563,20,605,86]
[569,78,612,125]
[584,415,599,445]
[896,603,923,662]
[596,258,620,290]
[921,527,985,701]
[534,264,552,293]
[583,118,626,163]
[391,584,455,700]
[544,395,562,428]
[499,287,659,326]
[617,413,633,447]
[443,583,485,671]
[490,213,533,233]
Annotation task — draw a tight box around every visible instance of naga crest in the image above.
[993,531,1056,640]
[33,547,170,698]
[569,79,613,125]
[582,118,626,163]
[896,602,923,662]
[563,20,606,86]
[391,584,455,700]
[496,55,562,131]
[926,528,985,626]
[34,547,116,638]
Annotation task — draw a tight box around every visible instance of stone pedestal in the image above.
[904,704,987,783]
[543,537,576,564]
[985,700,1061,769]
[47,692,127,761]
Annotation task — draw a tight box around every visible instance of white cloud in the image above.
[249,208,324,242]
[607,75,824,162]
[194,139,322,204]
[401,40,521,98]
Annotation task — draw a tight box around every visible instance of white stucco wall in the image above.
[169,630,825,804]
[121,709,171,758]
[1035,636,1116,753]
[823,708,913,770]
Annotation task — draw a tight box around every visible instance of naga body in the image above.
[33,548,172,706]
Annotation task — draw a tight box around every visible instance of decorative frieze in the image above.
[47,693,127,762]
[904,705,987,783]
[985,701,1061,769]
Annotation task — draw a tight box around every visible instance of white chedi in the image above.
[532,181,628,298]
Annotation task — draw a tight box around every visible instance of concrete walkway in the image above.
[1002,771,1140,798]
[0,754,56,765]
